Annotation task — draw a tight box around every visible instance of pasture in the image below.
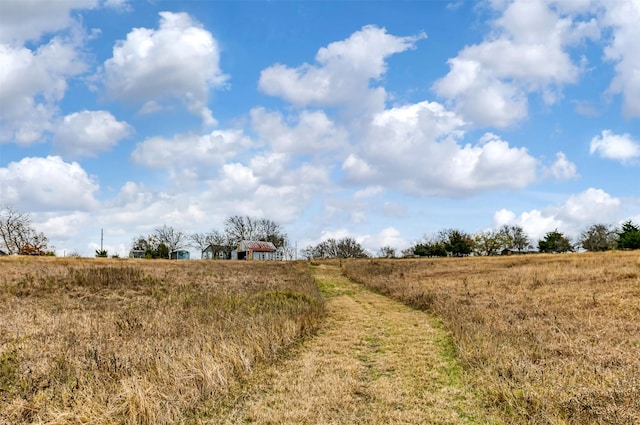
[344,252,640,424]
[0,257,324,424]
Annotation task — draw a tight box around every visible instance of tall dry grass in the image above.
[343,252,640,424]
[0,257,324,424]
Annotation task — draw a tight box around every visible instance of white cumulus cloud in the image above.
[545,152,579,180]
[54,110,132,157]
[0,156,99,212]
[259,25,425,114]
[433,0,596,127]
[493,187,622,241]
[250,107,349,155]
[344,102,538,197]
[0,0,97,45]
[104,11,227,125]
[0,38,88,144]
[602,0,640,117]
[131,129,253,174]
[590,130,640,163]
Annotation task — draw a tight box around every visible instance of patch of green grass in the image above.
[0,348,19,394]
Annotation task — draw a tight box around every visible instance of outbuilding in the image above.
[237,240,278,261]
[170,249,190,260]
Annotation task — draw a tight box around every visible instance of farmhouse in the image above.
[233,240,279,261]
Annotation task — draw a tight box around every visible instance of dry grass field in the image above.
[0,257,324,424]
[343,252,640,424]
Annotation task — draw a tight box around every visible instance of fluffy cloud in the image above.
[250,107,349,155]
[0,0,97,45]
[54,110,132,157]
[131,129,253,173]
[259,25,425,114]
[104,12,227,125]
[0,156,99,211]
[361,227,409,253]
[433,0,596,127]
[545,152,579,180]
[602,0,640,117]
[0,38,87,144]
[493,188,622,241]
[590,130,640,163]
[343,101,538,197]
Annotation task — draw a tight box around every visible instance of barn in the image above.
[235,240,278,261]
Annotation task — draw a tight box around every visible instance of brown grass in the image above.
[200,264,494,424]
[343,252,640,424]
[0,257,324,424]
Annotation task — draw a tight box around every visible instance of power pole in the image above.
[100,228,103,251]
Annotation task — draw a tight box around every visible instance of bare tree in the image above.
[190,232,213,253]
[224,216,288,247]
[304,237,369,259]
[0,206,50,255]
[191,229,230,259]
[224,216,257,246]
[378,246,396,258]
[154,225,186,253]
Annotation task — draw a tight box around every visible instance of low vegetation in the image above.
[343,252,640,424]
[0,257,324,424]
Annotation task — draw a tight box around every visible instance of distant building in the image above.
[129,249,145,259]
[202,244,229,260]
[237,240,279,261]
[170,249,190,260]
[0,249,7,256]
[202,240,282,260]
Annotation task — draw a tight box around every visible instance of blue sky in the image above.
[1,0,639,257]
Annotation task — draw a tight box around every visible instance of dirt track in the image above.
[198,264,491,424]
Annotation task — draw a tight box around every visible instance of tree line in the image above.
[401,221,640,258]
[2,205,639,259]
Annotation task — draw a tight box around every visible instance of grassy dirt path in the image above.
[196,265,493,424]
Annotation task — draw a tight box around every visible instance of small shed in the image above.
[170,249,190,260]
[129,249,145,259]
[0,249,7,256]
[237,240,278,261]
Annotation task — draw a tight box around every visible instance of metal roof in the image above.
[241,240,277,251]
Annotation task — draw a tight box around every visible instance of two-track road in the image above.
[196,264,493,424]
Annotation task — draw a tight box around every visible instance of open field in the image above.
[0,257,324,424]
[343,252,640,424]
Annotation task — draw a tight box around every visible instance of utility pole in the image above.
[100,228,103,251]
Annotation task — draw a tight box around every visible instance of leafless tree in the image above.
[191,229,230,258]
[304,237,369,259]
[0,206,50,255]
[224,216,287,247]
[378,246,396,258]
[154,225,187,253]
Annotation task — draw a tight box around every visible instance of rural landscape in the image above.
[2,0,640,423]
[1,249,639,424]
